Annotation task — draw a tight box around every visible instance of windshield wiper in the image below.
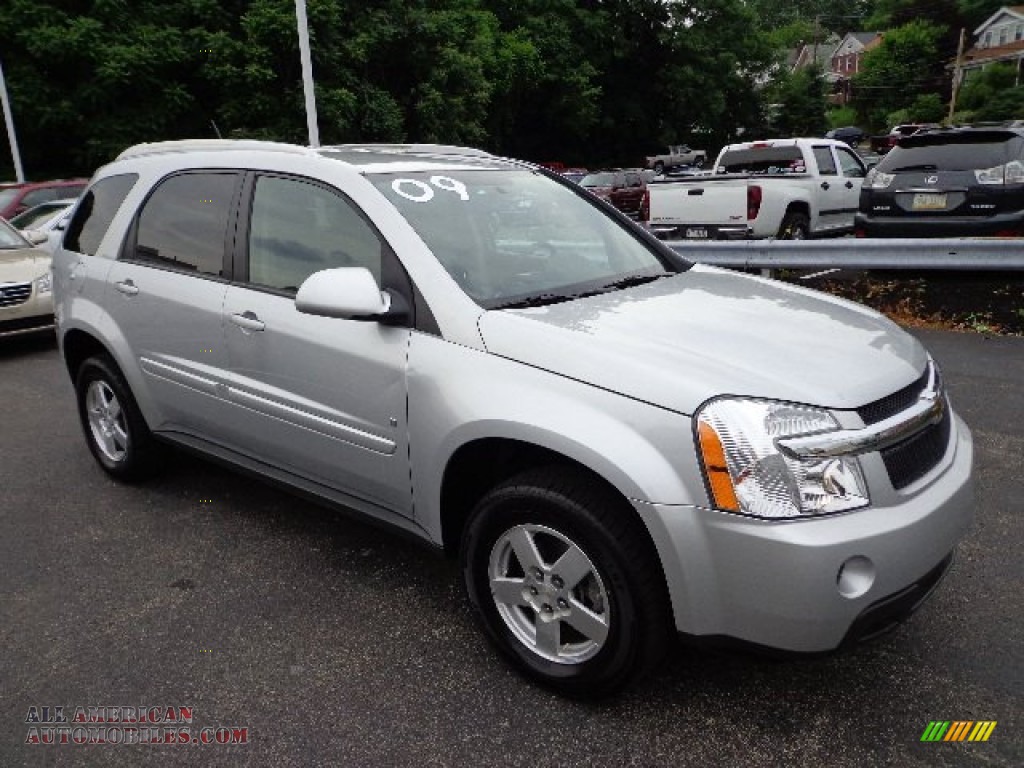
[597,272,674,292]
[494,293,579,309]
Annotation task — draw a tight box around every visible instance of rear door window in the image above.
[813,147,838,176]
[133,172,240,276]
[64,174,139,256]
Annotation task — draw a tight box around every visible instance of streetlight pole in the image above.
[295,0,320,148]
[0,57,25,182]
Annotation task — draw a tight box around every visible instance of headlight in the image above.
[695,398,870,519]
[864,168,894,189]
[35,271,52,295]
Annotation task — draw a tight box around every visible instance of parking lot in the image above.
[1,328,1021,767]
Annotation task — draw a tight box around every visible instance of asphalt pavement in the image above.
[1,328,1021,767]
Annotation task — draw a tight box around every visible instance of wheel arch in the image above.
[438,436,670,569]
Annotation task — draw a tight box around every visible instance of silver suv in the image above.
[53,140,974,696]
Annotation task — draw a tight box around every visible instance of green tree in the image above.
[771,65,829,137]
[853,20,946,129]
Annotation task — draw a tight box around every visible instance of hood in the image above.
[0,246,50,283]
[478,265,927,415]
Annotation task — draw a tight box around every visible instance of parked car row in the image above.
[0,178,87,219]
[640,125,1024,240]
[0,180,85,339]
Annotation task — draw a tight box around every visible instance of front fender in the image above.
[407,334,707,545]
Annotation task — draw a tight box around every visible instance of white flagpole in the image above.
[0,57,25,182]
[295,0,320,147]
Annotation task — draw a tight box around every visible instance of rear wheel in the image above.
[778,211,810,240]
[693,156,706,168]
[653,161,665,175]
[461,467,671,696]
[75,355,158,480]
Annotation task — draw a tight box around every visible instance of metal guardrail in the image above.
[665,238,1024,271]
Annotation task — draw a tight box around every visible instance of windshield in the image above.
[0,188,21,209]
[0,217,30,249]
[10,203,67,230]
[580,172,616,187]
[370,168,675,307]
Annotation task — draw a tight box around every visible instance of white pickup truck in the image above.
[642,138,868,240]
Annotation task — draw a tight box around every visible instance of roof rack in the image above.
[115,139,316,161]
[317,143,495,159]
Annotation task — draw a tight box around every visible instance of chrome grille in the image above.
[0,282,32,307]
[880,403,952,490]
[857,366,930,426]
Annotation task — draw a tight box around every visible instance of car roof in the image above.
[114,139,522,174]
[898,127,1024,147]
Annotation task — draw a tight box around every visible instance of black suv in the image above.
[855,127,1024,237]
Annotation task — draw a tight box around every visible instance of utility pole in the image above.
[948,28,967,125]
[0,57,25,183]
[295,0,320,148]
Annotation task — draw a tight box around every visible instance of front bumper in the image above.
[635,413,974,652]
[0,287,54,338]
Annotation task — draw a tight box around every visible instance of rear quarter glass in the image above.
[64,174,140,256]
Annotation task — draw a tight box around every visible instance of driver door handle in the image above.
[230,311,266,332]
[820,181,831,190]
[845,181,854,189]
[114,279,139,296]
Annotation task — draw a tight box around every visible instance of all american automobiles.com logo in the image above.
[24,705,248,746]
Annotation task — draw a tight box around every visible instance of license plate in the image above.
[685,227,708,239]
[912,193,947,210]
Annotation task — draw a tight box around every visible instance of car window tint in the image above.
[879,137,1018,172]
[717,147,805,174]
[813,147,838,175]
[247,175,382,292]
[65,174,139,256]
[835,147,865,178]
[135,173,236,275]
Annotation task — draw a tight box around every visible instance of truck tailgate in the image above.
[647,176,751,240]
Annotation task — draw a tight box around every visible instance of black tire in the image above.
[653,161,665,175]
[693,155,706,168]
[461,467,672,697]
[778,211,810,240]
[75,354,159,481]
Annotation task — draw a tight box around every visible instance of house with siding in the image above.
[958,5,1024,83]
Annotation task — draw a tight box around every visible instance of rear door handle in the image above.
[114,279,139,296]
[687,189,704,196]
[230,311,265,332]
[845,181,854,189]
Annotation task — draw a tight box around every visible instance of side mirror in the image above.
[295,267,409,326]
[22,229,48,246]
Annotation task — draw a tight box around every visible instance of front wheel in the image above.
[461,468,671,696]
[75,355,159,480]
[653,161,665,175]
[778,211,810,240]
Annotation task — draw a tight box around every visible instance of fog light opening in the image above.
[837,556,875,599]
